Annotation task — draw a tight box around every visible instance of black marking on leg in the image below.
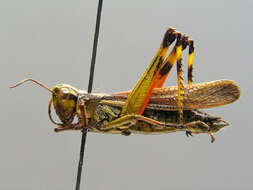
[121,130,131,136]
[162,28,177,47]
[157,56,165,68]
[189,40,194,54]
[182,35,189,50]
[188,65,193,83]
[175,33,183,46]
[186,131,192,137]
[159,62,173,76]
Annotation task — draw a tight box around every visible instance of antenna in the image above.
[10,78,56,95]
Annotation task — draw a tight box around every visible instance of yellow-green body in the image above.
[51,79,240,139]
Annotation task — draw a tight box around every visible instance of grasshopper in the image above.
[10,28,240,143]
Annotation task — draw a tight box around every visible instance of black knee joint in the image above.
[162,28,177,47]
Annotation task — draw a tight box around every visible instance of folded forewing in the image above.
[102,80,240,110]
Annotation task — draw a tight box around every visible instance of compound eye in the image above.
[61,87,69,94]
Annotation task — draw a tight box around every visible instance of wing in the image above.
[101,80,240,110]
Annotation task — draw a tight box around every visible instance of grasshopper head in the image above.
[52,84,78,125]
[10,78,80,126]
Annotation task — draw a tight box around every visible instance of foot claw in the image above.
[121,130,131,136]
[186,131,193,137]
[209,133,215,143]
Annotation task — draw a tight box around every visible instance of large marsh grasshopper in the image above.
[11,28,240,143]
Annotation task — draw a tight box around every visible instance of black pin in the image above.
[75,0,104,190]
